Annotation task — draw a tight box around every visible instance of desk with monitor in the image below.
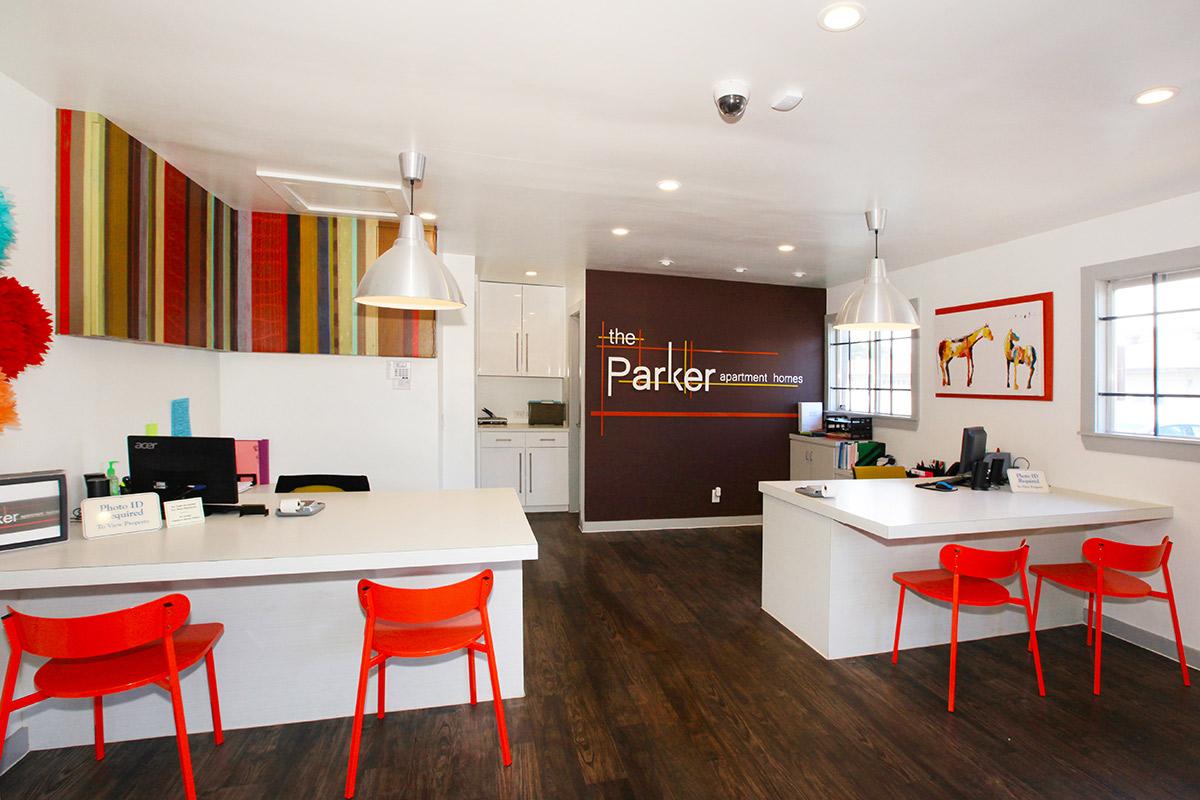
[0,485,538,756]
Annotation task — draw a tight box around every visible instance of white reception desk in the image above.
[759,479,1171,660]
[0,487,537,759]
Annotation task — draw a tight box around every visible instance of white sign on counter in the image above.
[1007,469,1050,493]
[81,493,163,539]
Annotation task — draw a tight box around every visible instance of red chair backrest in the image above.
[939,540,1028,579]
[3,593,190,659]
[358,570,493,624]
[1082,536,1170,572]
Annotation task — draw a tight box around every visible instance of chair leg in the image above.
[344,652,372,799]
[1163,575,1190,687]
[483,643,512,766]
[377,658,386,720]
[1086,593,1094,647]
[891,587,906,665]
[468,646,478,705]
[948,599,960,713]
[1019,572,1046,698]
[93,696,105,760]
[1093,591,1104,696]
[0,645,23,765]
[205,652,224,745]
[167,675,198,800]
[1027,575,1043,652]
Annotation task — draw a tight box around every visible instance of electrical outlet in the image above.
[711,487,721,503]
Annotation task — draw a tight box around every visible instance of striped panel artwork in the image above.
[55,110,436,357]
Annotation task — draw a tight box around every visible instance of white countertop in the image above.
[0,488,538,591]
[759,478,1172,540]
[477,422,567,431]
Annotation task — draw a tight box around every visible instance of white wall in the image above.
[0,73,221,508]
[476,376,564,423]
[219,254,477,491]
[828,190,1200,646]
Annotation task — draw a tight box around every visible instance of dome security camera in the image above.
[714,79,750,122]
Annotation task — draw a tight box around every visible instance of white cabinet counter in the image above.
[477,428,569,511]
[0,488,537,756]
[758,478,1171,660]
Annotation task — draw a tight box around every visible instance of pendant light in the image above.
[354,152,465,310]
[833,208,919,331]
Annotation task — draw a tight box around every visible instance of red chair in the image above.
[345,570,511,799]
[0,594,223,800]
[892,540,1045,712]
[1029,535,1189,695]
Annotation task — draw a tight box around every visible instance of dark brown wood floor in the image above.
[3,513,1197,799]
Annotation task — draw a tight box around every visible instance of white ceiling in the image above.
[2,1,1198,288]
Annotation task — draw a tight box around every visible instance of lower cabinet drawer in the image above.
[479,431,527,448]
[526,430,568,448]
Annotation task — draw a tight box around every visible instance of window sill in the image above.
[869,414,918,431]
[1080,431,1200,462]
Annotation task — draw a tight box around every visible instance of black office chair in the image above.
[275,474,371,493]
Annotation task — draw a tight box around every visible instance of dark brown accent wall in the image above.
[584,270,825,523]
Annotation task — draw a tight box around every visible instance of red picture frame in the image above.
[933,292,1053,401]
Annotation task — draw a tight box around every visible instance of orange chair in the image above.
[1029,536,1189,695]
[344,570,511,798]
[0,594,224,800]
[891,540,1045,712]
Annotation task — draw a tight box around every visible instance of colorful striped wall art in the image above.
[55,110,436,358]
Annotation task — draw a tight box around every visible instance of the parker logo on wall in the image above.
[603,326,806,396]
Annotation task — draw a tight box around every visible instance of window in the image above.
[1082,246,1200,461]
[826,308,919,422]
[1097,267,1200,438]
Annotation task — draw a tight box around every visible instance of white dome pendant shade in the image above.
[833,208,919,332]
[354,152,465,311]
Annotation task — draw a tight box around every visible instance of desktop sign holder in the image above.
[0,471,69,552]
[1007,469,1050,493]
[81,492,163,539]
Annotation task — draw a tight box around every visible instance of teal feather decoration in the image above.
[0,188,14,269]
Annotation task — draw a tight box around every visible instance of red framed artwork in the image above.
[933,292,1053,401]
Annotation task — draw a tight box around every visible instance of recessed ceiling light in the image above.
[1134,86,1179,105]
[525,270,538,277]
[659,258,674,267]
[656,179,681,192]
[793,271,807,279]
[778,244,796,252]
[818,2,866,32]
[418,211,437,221]
[734,266,748,273]
[611,227,630,236]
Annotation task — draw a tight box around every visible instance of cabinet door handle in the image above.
[539,437,556,442]
[515,332,520,372]
[528,451,534,494]
[518,450,523,494]
[525,333,530,372]
[495,438,512,442]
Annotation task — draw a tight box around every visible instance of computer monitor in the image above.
[957,427,987,477]
[127,436,239,506]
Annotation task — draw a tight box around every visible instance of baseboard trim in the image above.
[1,725,29,775]
[1099,614,1200,666]
[580,514,762,533]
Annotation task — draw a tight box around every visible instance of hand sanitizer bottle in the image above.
[106,460,120,496]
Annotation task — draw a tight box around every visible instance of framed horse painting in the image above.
[933,292,1053,401]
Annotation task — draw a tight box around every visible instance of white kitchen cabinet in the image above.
[478,441,524,495]
[520,284,566,377]
[477,282,525,375]
[476,281,565,377]
[477,429,569,510]
[789,436,845,481]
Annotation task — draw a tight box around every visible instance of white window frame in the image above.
[1081,245,1200,461]
[824,302,920,430]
